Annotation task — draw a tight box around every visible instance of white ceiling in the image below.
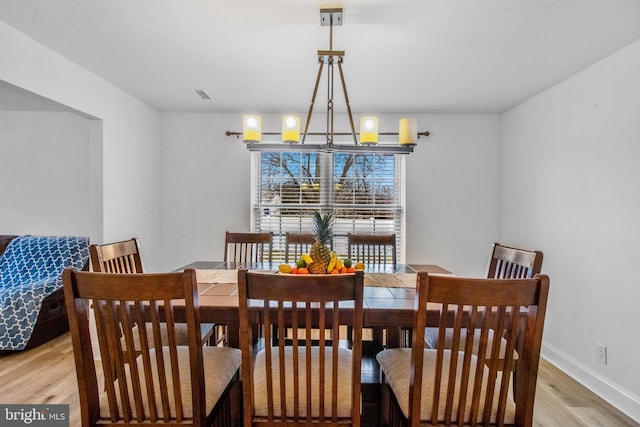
[1,0,640,114]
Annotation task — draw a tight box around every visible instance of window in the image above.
[251,151,405,262]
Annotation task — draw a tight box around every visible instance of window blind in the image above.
[251,151,405,263]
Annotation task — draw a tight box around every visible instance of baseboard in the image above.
[542,342,640,423]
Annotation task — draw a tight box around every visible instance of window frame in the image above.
[251,151,406,263]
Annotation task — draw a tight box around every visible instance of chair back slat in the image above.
[225,231,273,263]
[487,243,543,279]
[238,270,364,426]
[117,301,146,421]
[347,233,397,265]
[406,273,549,427]
[469,307,491,423]
[63,269,210,426]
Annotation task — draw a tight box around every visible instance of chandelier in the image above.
[226,8,429,154]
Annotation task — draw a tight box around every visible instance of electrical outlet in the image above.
[596,343,607,364]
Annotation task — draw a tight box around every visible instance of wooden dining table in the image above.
[178,261,454,348]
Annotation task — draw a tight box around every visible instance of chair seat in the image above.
[253,346,354,419]
[424,328,517,361]
[100,346,241,420]
[377,348,516,424]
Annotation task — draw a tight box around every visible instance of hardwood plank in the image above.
[0,333,81,426]
[0,333,638,427]
[535,359,639,427]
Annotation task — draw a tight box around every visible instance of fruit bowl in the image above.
[278,257,362,275]
[278,271,355,276]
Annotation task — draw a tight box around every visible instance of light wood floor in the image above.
[0,333,637,427]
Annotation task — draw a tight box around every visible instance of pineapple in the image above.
[309,211,333,274]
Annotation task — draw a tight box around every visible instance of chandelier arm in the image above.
[327,56,334,147]
[327,11,335,147]
[302,60,325,145]
[337,59,358,146]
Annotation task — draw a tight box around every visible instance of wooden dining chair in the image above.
[224,231,273,263]
[425,243,544,351]
[90,237,144,273]
[90,238,217,346]
[63,268,242,426]
[222,231,273,345]
[237,269,364,426]
[486,242,544,279]
[284,232,316,263]
[377,272,550,427]
[347,233,396,345]
[347,233,397,265]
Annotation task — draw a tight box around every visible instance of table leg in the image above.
[226,324,240,348]
[372,327,384,345]
[386,326,402,348]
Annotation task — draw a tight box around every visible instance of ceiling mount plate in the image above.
[320,8,343,26]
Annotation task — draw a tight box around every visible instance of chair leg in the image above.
[380,382,391,427]
[209,371,241,426]
[384,383,409,427]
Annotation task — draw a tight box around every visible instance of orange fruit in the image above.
[291,267,298,274]
[297,267,309,275]
[330,269,339,274]
[340,266,348,274]
[347,267,355,273]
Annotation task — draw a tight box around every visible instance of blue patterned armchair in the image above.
[0,235,89,351]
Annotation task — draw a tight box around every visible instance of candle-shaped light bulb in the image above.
[399,118,417,145]
[243,115,262,143]
[282,115,301,143]
[359,116,379,144]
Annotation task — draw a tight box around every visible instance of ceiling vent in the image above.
[194,89,213,100]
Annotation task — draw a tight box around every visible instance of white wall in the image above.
[0,111,91,237]
[159,113,251,270]
[405,114,501,277]
[159,112,501,275]
[501,40,640,421]
[0,21,162,270]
